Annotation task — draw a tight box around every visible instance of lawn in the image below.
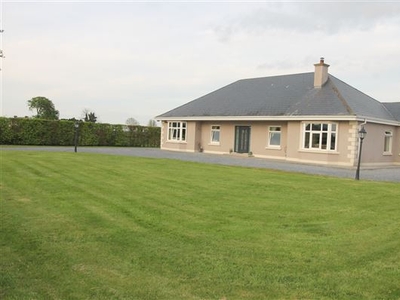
[1,150,400,299]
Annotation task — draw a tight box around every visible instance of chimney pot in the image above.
[320,57,324,64]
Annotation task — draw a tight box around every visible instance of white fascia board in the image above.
[355,116,400,126]
[156,115,400,126]
[157,115,358,122]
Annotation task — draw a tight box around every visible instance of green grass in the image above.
[1,150,400,299]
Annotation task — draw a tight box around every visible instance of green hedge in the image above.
[0,117,160,147]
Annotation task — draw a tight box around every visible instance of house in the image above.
[156,58,400,167]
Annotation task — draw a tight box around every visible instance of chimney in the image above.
[314,57,330,88]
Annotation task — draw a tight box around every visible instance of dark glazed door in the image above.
[235,126,251,153]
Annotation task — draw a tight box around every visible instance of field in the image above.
[1,150,400,299]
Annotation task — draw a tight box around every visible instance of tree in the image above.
[147,119,157,127]
[82,109,97,123]
[126,117,139,126]
[27,96,59,120]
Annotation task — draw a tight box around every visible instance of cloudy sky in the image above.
[1,1,400,125]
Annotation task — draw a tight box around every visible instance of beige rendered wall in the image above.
[199,121,287,159]
[285,121,356,166]
[394,127,400,164]
[250,122,287,159]
[361,123,398,166]
[160,121,199,152]
[199,121,234,154]
[160,120,399,166]
[199,120,352,166]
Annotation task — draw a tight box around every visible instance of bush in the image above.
[0,117,160,147]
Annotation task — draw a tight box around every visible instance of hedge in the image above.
[0,117,160,147]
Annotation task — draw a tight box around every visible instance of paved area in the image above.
[3,146,400,182]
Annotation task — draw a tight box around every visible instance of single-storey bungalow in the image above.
[156,58,400,167]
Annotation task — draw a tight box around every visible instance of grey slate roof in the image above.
[157,72,398,122]
[383,102,400,121]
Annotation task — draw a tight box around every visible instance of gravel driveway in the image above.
[4,146,400,182]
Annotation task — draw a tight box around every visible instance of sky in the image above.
[1,1,400,125]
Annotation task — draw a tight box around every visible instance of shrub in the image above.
[0,117,160,147]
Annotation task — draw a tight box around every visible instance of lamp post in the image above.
[74,121,79,153]
[355,125,367,180]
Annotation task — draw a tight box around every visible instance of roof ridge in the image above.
[329,74,398,121]
[329,74,383,104]
[381,102,400,121]
[239,71,313,82]
[329,76,355,115]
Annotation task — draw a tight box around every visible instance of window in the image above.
[384,131,392,154]
[167,121,187,142]
[210,125,220,144]
[303,123,337,151]
[268,126,281,147]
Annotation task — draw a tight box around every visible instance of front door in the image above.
[235,126,251,153]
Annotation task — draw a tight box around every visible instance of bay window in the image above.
[167,121,187,142]
[303,123,337,151]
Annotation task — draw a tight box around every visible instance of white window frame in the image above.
[302,122,337,151]
[383,131,393,154]
[267,126,281,148]
[167,121,187,142]
[210,125,221,145]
